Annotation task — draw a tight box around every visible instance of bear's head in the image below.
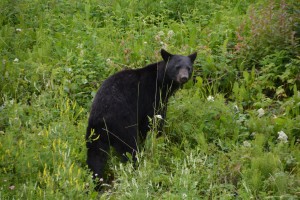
[161,49,197,84]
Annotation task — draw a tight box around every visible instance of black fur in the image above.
[86,49,197,186]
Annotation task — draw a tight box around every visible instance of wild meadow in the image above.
[0,0,299,199]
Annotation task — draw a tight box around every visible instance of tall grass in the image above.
[0,0,299,199]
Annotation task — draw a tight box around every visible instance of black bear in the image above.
[86,49,197,185]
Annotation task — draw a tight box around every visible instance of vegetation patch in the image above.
[0,0,299,199]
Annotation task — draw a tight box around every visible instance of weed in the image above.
[0,0,299,199]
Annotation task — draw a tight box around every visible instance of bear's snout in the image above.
[177,68,190,84]
[180,76,188,83]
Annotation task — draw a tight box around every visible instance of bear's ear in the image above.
[161,49,173,62]
[188,52,197,63]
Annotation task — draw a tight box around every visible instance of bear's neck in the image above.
[156,61,180,99]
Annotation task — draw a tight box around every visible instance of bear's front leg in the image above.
[86,139,109,189]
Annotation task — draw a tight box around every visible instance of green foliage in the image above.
[234,0,299,66]
[1,0,299,199]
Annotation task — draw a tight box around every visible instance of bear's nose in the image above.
[180,77,188,83]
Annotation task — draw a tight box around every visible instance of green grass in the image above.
[0,0,299,199]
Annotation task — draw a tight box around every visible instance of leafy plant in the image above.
[0,0,299,199]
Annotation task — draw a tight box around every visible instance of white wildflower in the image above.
[155,31,164,41]
[157,31,164,36]
[9,185,15,190]
[167,30,175,38]
[155,115,163,120]
[16,28,22,32]
[278,131,288,143]
[207,95,214,102]
[13,58,19,62]
[155,35,160,41]
[182,193,187,198]
[76,43,83,49]
[10,99,14,105]
[233,105,239,112]
[106,58,113,65]
[257,108,265,117]
[160,41,167,49]
[243,141,251,147]
[80,49,84,57]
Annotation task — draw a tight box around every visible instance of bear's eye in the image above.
[175,65,181,70]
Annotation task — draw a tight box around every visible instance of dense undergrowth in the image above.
[0,0,299,199]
